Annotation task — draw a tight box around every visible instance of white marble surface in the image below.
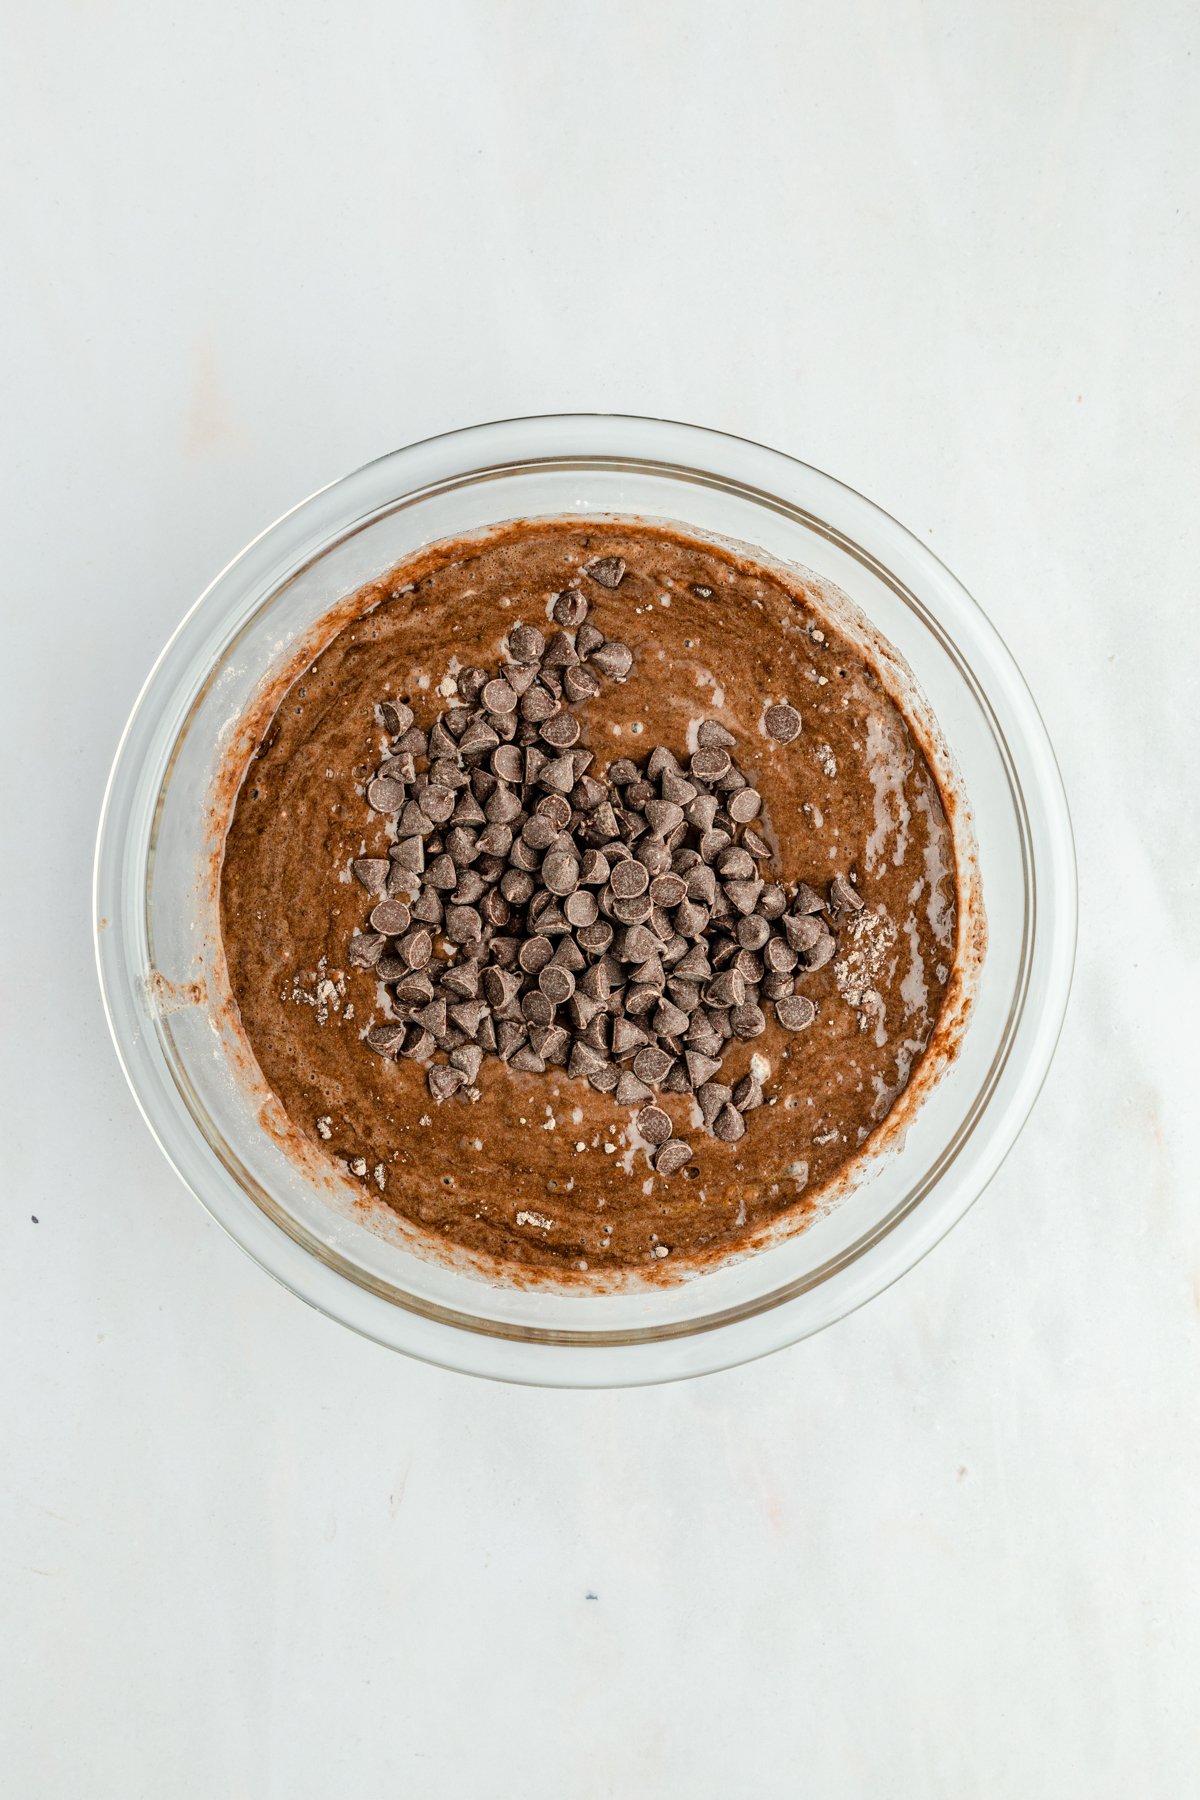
[4,3,1197,1794]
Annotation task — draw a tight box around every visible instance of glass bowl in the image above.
[94,415,1076,1385]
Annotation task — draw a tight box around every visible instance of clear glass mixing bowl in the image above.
[94,415,1075,1385]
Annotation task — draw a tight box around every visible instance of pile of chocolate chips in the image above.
[347,556,863,1176]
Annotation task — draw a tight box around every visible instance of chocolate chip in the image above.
[543,851,581,895]
[644,873,682,908]
[522,990,556,1027]
[717,845,756,879]
[507,623,545,662]
[615,923,659,963]
[519,685,557,724]
[540,712,580,749]
[539,754,578,794]
[582,556,626,588]
[829,873,865,914]
[445,906,482,943]
[400,1025,434,1059]
[764,703,802,743]
[420,788,456,826]
[699,829,731,865]
[801,932,835,971]
[696,720,736,749]
[624,983,658,1019]
[732,1074,764,1112]
[366,1021,406,1057]
[690,747,731,782]
[379,699,414,736]
[348,930,386,969]
[654,1139,693,1175]
[578,1015,610,1056]
[611,1017,649,1058]
[632,1044,673,1084]
[410,889,443,926]
[486,787,524,826]
[609,858,649,899]
[393,726,428,757]
[609,890,653,925]
[726,787,762,824]
[626,947,662,982]
[367,899,410,935]
[457,668,488,704]
[532,1023,571,1065]
[517,935,554,975]
[644,798,684,837]
[576,921,613,953]
[449,999,490,1039]
[685,863,718,905]
[430,718,460,757]
[479,967,517,1010]
[589,640,633,681]
[782,913,821,953]
[428,1065,466,1102]
[459,720,500,755]
[541,631,579,671]
[579,848,611,886]
[489,744,523,784]
[539,797,575,835]
[479,678,516,716]
[684,1050,723,1088]
[539,965,576,1006]
[673,943,712,980]
[451,1044,485,1083]
[674,900,710,939]
[352,857,390,897]
[762,937,797,974]
[636,1104,672,1144]
[422,854,454,891]
[712,1103,746,1142]
[393,970,434,1006]
[724,879,763,916]
[476,824,512,860]
[497,869,533,908]
[561,664,599,704]
[735,914,771,951]
[705,969,745,1009]
[442,964,480,999]
[367,776,407,813]
[415,997,448,1039]
[563,889,598,928]
[651,998,691,1037]
[565,1040,604,1081]
[547,588,586,627]
[660,769,697,807]
[776,994,816,1030]
[730,1002,766,1039]
[494,1020,527,1061]
[395,927,432,969]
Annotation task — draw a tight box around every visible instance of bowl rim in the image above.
[94,412,1077,1386]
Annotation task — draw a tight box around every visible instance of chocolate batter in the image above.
[219,520,960,1273]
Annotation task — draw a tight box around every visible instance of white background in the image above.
[3,3,1197,1795]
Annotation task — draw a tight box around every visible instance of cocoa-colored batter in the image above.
[219,520,960,1272]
